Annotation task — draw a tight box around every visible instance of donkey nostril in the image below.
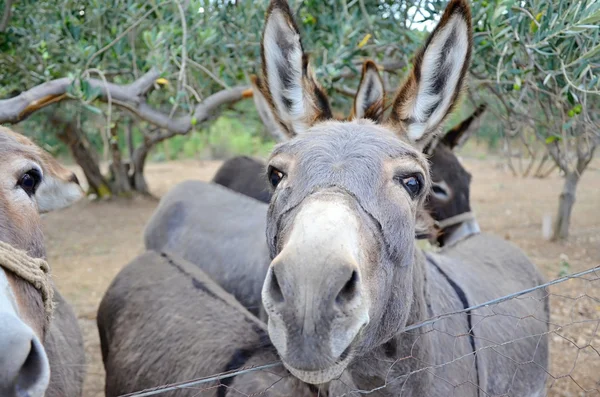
[16,339,47,394]
[268,269,285,304]
[68,173,80,186]
[336,270,359,306]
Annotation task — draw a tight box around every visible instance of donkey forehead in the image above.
[0,134,42,166]
[430,143,471,182]
[270,121,428,177]
[0,132,68,178]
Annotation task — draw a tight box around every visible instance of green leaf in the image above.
[493,5,507,21]
[579,5,600,25]
[83,104,103,115]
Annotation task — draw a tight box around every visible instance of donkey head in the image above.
[0,127,83,396]
[259,0,472,384]
[426,104,486,244]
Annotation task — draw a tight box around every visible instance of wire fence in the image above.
[116,265,600,397]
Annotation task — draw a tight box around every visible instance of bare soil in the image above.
[42,156,600,397]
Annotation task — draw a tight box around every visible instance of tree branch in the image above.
[331,59,405,82]
[0,69,252,135]
[0,0,13,32]
[575,133,598,175]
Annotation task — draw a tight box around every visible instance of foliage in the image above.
[1,0,598,237]
[0,0,448,141]
[469,0,599,167]
[467,0,600,239]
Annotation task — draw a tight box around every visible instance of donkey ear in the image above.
[390,0,472,149]
[251,76,290,143]
[441,103,486,149]
[261,0,332,136]
[352,61,385,122]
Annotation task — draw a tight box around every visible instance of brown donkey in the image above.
[0,127,86,397]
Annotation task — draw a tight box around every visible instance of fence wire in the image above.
[118,265,600,397]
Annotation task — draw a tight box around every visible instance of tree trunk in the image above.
[51,116,112,198]
[125,118,135,161]
[131,143,151,195]
[108,123,132,196]
[552,172,580,241]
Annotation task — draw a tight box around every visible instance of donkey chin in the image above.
[267,309,369,385]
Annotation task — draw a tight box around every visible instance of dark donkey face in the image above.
[259,0,472,384]
[428,143,472,223]
[426,104,486,241]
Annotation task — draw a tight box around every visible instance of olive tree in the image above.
[0,0,430,195]
[469,0,600,240]
[2,0,597,240]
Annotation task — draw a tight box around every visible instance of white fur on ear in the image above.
[263,9,307,133]
[354,62,385,121]
[407,14,470,142]
[390,0,472,149]
[251,77,290,142]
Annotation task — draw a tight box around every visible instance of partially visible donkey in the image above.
[426,103,486,246]
[101,1,548,396]
[0,127,86,397]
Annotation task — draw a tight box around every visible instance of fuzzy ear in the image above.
[441,103,486,149]
[352,61,385,122]
[260,0,332,136]
[251,76,290,142]
[390,0,472,149]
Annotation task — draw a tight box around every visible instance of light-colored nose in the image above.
[264,261,361,314]
[261,193,371,372]
[0,313,50,397]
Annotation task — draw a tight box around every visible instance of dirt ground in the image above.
[42,155,599,397]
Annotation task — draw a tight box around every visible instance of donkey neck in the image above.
[339,248,479,396]
[340,249,434,394]
[439,216,480,247]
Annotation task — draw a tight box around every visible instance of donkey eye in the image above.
[396,174,423,199]
[431,182,450,201]
[18,169,42,196]
[268,166,285,188]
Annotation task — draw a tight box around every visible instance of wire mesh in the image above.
[118,266,600,397]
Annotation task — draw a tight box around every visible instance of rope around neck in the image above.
[0,241,54,322]
[433,211,475,230]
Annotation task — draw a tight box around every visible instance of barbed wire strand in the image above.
[118,362,282,397]
[119,265,599,397]
[402,265,599,333]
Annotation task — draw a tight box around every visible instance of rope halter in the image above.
[0,241,55,323]
[433,211,476,230]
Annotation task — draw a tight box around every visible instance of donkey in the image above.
[253,1,548,394]
[105,0,548,395]
[98,249,317,396]
[211,154,273,204]
[145,88,486,317]
[425,103,486,246]
[0,127,86,397]
[212,75,486,247]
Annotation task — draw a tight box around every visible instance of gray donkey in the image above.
[145,73,487,317]
[212,95,485,245]
[212,61,486,247]
[100,0,549,395]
